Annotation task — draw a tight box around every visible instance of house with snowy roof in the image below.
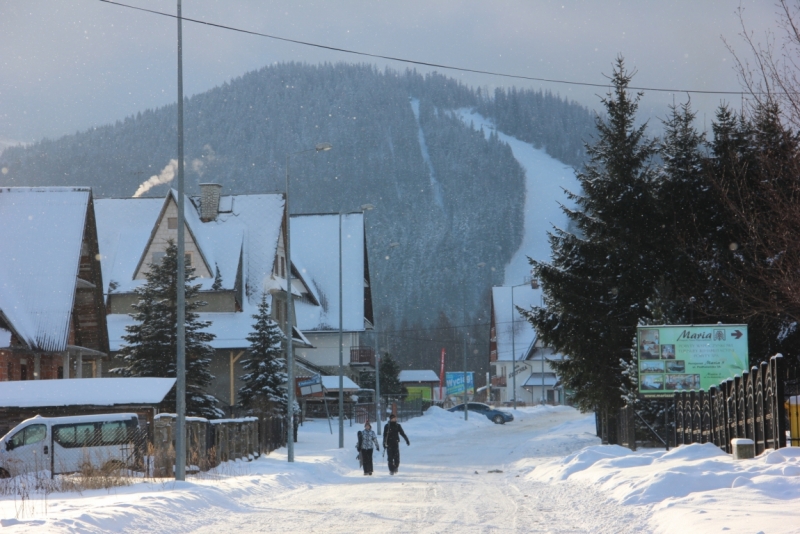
[96,184,374,412]
[0,187,109,382]
[490,284,564,405]
[96,184,322,409]
[291,212,375,385]
[398,370,440,401]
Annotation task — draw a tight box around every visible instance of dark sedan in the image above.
[448,402,514,424]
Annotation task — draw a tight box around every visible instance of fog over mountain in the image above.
[0,62,593,373]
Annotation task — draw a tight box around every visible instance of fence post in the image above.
[773,354,786,448]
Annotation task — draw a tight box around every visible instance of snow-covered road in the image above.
[188,406,650,534]
[2,406,654,533]
[9,405,800,533]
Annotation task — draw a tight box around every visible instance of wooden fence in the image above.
[673,353,786,455]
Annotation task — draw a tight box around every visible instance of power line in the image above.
[99,0,751,96]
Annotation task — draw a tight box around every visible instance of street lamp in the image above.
[285,142,332,463]
[508,279,534,410]
[358,204,381,435]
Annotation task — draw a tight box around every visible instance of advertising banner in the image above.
[637,325,749,398]
[445,372,474,396]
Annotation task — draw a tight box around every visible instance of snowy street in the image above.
[5,406,800,533]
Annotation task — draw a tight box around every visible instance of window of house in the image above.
[6,362,12,381]
[20,363,27,381]
[280,257,285,278]
[152,251,166,265]
[168,217,178,229]
[185,253,192,267]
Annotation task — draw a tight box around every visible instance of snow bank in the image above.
[529,440,800,533]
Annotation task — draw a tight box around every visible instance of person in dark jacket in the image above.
[382,413,410,475]
[357,422,379,475]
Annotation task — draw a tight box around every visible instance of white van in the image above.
[0,413,140,478]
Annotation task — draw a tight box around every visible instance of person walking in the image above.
[358,422,379,475]
[382,413,410,475]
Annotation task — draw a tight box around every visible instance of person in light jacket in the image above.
[382,413,410,475]
[357,422,380,475]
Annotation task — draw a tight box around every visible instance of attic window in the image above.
[151,251,166,265]
[168,217,178,230]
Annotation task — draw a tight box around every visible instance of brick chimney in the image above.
[199,183,222,222]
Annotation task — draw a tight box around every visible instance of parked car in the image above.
[0,413,140,478]
[448,403,514,424]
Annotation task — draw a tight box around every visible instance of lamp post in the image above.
[285,142,332,462]
[508,279,534,410]
[338,210,344,448]
[358,204,380,435]
[175,0,187,481]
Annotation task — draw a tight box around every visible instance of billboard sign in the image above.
[445,372,474,396]
[637,325,749,398]
[298,374,323,396]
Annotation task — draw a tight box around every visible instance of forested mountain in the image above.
[0,62,594,377]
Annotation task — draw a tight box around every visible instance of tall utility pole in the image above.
[463,335,468,421]
[510,286,517,410]
[338,212,344,448]
[175,0,187,482]
[284,143,332,462]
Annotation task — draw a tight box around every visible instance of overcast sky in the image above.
[0,1,779,145]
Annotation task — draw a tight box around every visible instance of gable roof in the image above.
[96,190,284,300]
[291,212,368,332]
[131,191,214,280]
[492,285,541,362]
[0,187,91,351]
[96,190,290,351]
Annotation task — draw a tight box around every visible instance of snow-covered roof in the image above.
[0,377,175,408]
[0,187,91,351]
[492,285,541,361]
[398,370,440,383]
[97,190,289,351]
[95,190,285,300]
[106,311,312,352]
[320,375,360,392]
[291,213,368,332]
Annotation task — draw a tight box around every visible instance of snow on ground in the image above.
[2,406,798,533]
[454,109,579,286]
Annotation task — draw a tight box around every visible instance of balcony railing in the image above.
[350,346,376,367]
[491,376,506,387]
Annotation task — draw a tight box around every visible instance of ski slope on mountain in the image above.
[455,109,579,287]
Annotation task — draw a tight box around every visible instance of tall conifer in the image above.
[239,293,289,415]
[115,241,222,418]
[521,58,659,412]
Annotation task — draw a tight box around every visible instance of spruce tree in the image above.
[115,241,222,418]
[239,293,289,415]
[376,353,407,396]
[521,57,659,413]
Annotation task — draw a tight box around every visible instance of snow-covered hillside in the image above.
[455,109,579,286]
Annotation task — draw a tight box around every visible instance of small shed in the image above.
[398,370,440,401]
[0,377,175,436]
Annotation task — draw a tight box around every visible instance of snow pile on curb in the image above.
[528,441,800,533]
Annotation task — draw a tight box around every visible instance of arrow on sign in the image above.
[731,330,743,339]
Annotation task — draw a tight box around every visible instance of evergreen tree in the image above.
[521,58,659,413]
[376,353,407,396]
[115,241,222,418]
[239,293,289,415]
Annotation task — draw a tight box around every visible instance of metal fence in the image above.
[673,353,785,454]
